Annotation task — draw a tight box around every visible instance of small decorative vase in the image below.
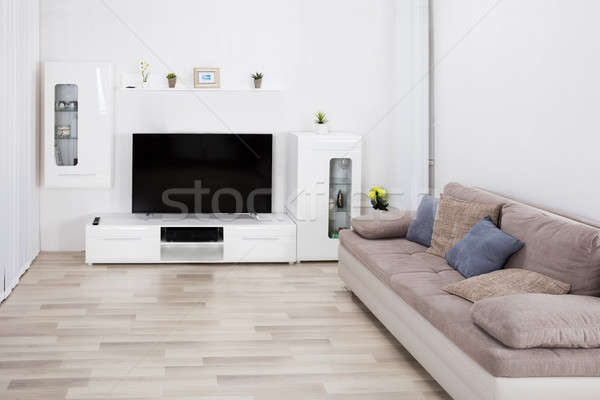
[254,78,262,89]
[168,77,176,88]
[141,80,149,89]
[314,124,329,135]
[367,208,388,217]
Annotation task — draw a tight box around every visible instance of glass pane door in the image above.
[54,84,78,166]
[328,158,352,238]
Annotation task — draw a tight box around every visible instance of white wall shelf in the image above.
[118,88,285,93]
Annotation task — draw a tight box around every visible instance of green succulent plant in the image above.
[314,111,328,124]
[251,72,264,80]
[166,73,176,79]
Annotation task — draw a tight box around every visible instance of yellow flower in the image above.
[368,186,386,199]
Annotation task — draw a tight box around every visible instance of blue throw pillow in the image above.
[446,216,525,278]
[406,195,439,247]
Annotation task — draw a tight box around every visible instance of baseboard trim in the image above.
[1,256,36,304]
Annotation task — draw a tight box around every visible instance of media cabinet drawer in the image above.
[225,225,295,242]
[225,226,296,262]
[86,226,160,263]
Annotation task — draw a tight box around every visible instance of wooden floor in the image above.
[0,252,450,400]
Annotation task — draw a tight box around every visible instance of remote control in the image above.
[93,217,100,226]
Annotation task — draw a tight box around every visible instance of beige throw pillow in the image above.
[427,194,501,257]
[442,268,571,303]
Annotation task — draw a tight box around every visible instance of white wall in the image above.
[0,0,40,300]
[40,0,429,250]
[433,0,600,222]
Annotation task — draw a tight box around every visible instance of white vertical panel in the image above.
[0,0,40,302]
[0,0,8,299]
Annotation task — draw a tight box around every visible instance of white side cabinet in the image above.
[286,132,362,261]
[43,62,113,188]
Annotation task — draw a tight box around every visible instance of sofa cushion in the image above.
[387,265,600,377]
[352,211,415,240]
[445,216,524,278]
[406,195,439,247]
[341,232,600,377]
[501,202,600,296]
[442,268,570,302]
[444,183,600,295]
[445,319,600,377]
[339,229,429,286]
[472,294,600,349]
[387,266,600,377]
[427,194,501,257]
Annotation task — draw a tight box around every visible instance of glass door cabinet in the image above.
[286,132,362,261]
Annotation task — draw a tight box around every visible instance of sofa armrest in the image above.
[352,210,416,240]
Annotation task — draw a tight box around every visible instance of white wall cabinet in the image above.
[286,132,362,261]
[43,62,113,188]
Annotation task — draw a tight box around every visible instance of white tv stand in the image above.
[85,213,297,265]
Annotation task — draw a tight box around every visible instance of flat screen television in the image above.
[132,133,272,214]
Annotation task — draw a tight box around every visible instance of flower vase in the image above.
[368,208,388,217]
[314,124,329,135]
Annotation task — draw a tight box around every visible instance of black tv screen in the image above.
[132,133,272,214]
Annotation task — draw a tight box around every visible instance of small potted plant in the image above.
[313,111,329,134]
[140,61,150,88]
[166,73,176,88]
[368,186,389,212]
[251,72,263,88]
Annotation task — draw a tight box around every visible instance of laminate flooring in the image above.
[0,252,450,400]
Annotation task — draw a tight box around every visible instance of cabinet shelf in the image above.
[160,241,223,248]
[329,210,350,215]
[160,242,224,262]
[55,109,78,113]
[330,181,351,186]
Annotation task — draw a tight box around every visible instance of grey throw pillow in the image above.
[472,294,600,349]
[406,195,438,247]
[446,216,524,278]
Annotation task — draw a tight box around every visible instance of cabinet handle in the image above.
[242,236,279,241]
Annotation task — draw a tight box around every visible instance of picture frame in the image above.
[193,67,220,88]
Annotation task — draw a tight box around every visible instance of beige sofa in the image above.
[338,183,600,400]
